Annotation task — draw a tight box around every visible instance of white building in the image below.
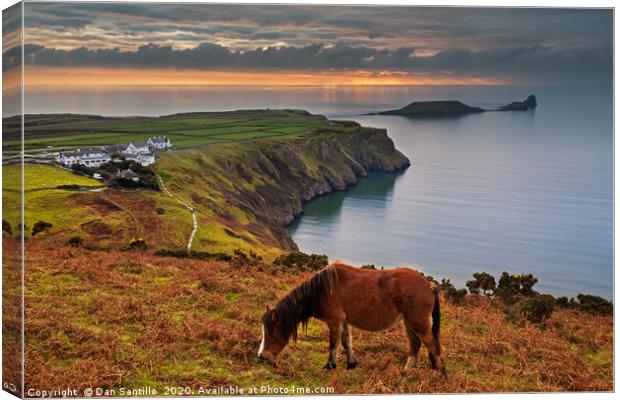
[105,143,156,167]
[59,140,159,169]
[58,149,111,167]
[126,141,151,155]
[148,136,172,150]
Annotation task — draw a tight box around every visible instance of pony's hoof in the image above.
[322,362,336,370]
[346,361,358,370]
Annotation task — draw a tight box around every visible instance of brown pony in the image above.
[258,262,446,377]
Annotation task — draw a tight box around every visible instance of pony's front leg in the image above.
[323,322,343,370]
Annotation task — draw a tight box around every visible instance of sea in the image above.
[18,84,614,298]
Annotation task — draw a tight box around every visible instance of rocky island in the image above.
[376,95,537,117]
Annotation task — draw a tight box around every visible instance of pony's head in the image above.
[258,305,290,360]
[258,266,338,361]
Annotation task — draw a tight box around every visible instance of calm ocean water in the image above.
[22,85,613,298]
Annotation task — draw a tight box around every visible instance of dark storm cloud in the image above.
[5,41,612,84]
[23,4,613,50]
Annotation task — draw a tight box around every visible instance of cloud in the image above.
[4,41,612,85]
[6,4,610,85]
[21,4,613,53]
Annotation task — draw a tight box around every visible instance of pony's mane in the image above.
[266,265,338,342]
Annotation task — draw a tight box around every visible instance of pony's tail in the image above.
[432,286,441,342]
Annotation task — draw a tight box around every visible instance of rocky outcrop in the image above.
[376,95,538,117]
[498,95,538,111]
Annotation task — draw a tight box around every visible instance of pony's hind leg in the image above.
[419,330,447,378]
[341,322,358,370]
[323,322,343,370]
[403,321,421,371]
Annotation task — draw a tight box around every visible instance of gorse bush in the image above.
[154,248,232,262]
[441,278,467,304]
[517,294,555,324]
[2,220,12,235]
[271,251,328,271]
[56,184,82,190]
[32,221,53,236]
[71,163,98,177]
[576,294,613,315]
[67,236,84,247]
[231,249,263,268]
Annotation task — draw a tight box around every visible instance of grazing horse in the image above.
[258,262,446,377]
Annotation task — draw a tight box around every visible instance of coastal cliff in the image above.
[156,119,410,254]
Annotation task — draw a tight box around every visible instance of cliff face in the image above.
[157,121,410,254]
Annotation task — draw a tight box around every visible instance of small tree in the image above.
[466,272,496,296]
[519,274,538,296]
[32,221,53,236]
[496,272,539,304]
[476,272,496,296]
[2,220,12,235]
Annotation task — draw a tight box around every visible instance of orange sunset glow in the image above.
[23,66,505,87]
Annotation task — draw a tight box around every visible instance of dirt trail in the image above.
[156,174,198,252]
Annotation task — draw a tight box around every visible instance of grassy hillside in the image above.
[2,163,194,250]
[19,240,612,394]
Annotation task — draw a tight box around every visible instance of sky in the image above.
[1,3,614,87]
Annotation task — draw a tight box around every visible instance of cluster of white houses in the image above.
[58,136,172,168]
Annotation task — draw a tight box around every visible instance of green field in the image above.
[1,162,278,256]
[2,110,326,154]
[3,164,104,234]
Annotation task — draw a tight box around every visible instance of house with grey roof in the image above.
[58,148,111,167]
[148,136,172,150]
[126,141,151,155]
[123,151,155,166]
[59,139,164,168]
